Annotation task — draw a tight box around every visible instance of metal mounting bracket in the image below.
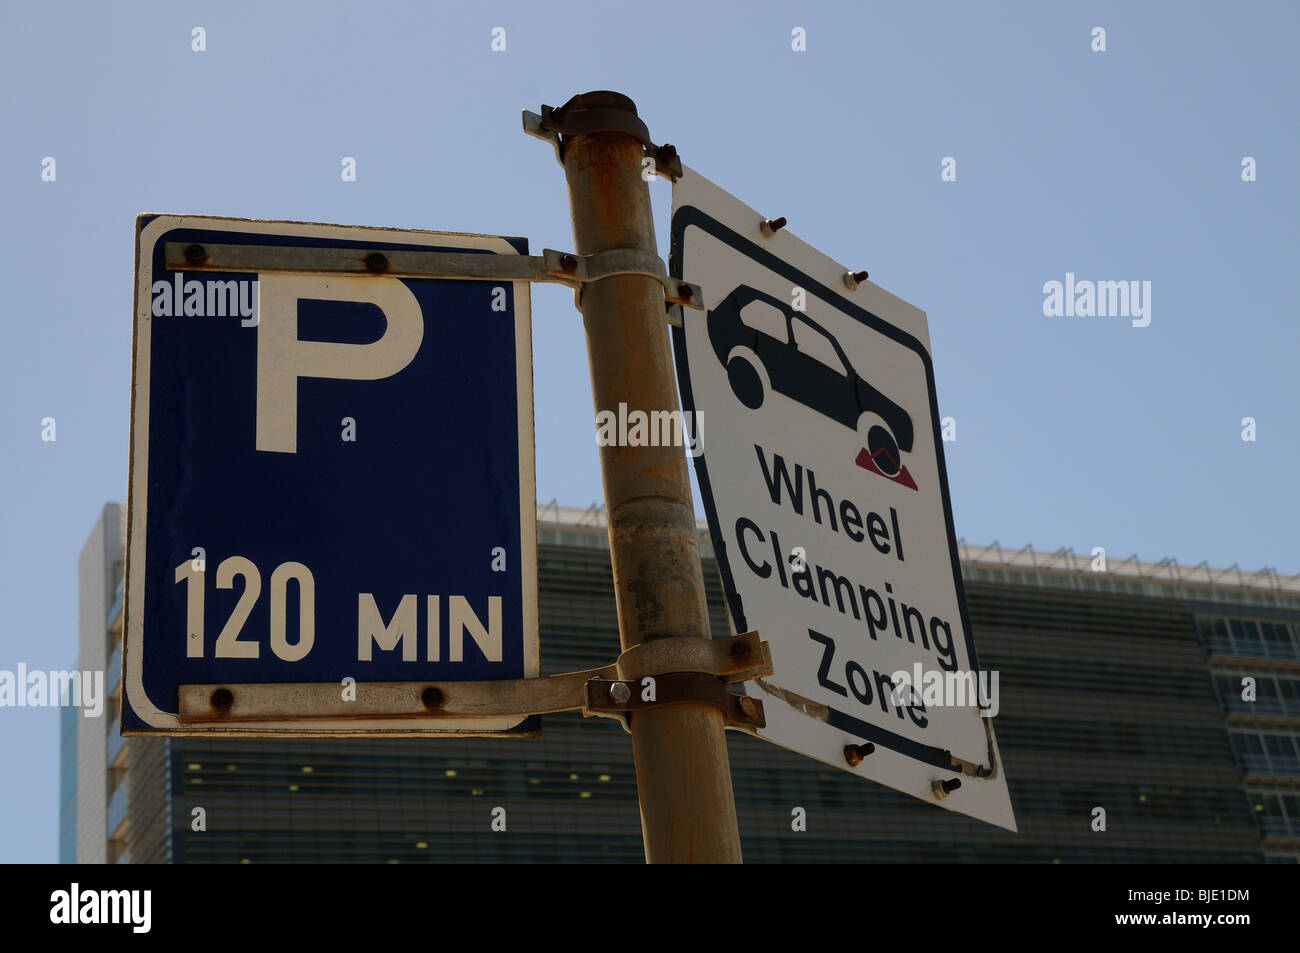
[163,242,702,312]
[176,631,772,736]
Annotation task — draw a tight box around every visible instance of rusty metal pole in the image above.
[556,91,743,863]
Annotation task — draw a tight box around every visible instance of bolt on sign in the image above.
[670,170,1015,830]
[125,215,538,736]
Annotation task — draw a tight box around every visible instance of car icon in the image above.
[707,284,915,482]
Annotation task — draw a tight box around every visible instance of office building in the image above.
[62,502,1299,862]
[63,503,127,863]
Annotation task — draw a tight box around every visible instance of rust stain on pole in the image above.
[559,90,743,863]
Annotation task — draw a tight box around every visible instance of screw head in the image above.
[932,777,962,799]
[184,243,206,264]
[211,688,234,712]
[421,686,443,710]
[843,743,875,766]
[608,682,631,704]
[730,641,751,658]
[738,696,758,718]
[364,252,388,273]
[844,269,871,290]
[677,283,692,300]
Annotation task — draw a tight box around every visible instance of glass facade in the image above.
[1198,611,1300,862]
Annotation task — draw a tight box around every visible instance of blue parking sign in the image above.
[124,215,538,735]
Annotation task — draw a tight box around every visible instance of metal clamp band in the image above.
[585,673,766,732]
[523,105,683,181]
[543,247,702,309]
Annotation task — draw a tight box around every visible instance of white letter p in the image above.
[256,276,423,453]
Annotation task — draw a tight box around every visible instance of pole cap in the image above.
[559,90,639,115]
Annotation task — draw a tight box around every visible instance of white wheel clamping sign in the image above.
[670,171,1014,830]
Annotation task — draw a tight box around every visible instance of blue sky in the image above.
[2,1,1297,862]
